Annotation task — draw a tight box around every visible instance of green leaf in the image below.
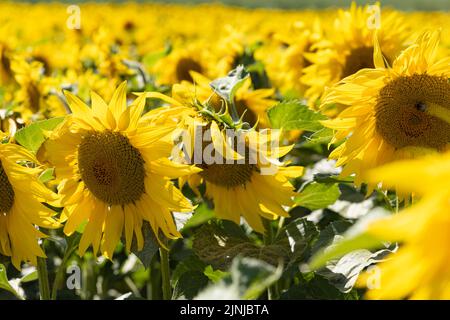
[172,271,209,300]
[38,168,55,183]
[317,248,393,293]
[204,265,228,283]
[311,220,392,294]
[313,174,354,184]
[14,117,65,153]
[193,222,258,270]
[268,100,327,131]
[0,264,23,299]
[172,254,206,285]
[20,270,38,283]
[304,127,334,145]
[193,221,287,270]
[131,222,159,269]
[295,182,341,210]
[182,203,215,230]
[280,273,359,300]
[210,65,249,107]
[309,208,390,270]
[311,220,352,255]
[274,217,319,267]
[195,256,282,300]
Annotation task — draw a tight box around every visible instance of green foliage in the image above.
[38,168,55,183]
[309,209,391,270]
[280,273,359,300]
[14,117,65,153]
[195,256,283,300]
[182,203,215,230]
[0,264,23,300]
[268,100,326,131]
[295,182,341,210]
[131,223,160,269]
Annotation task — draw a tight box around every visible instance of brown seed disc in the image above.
[78,131,146,205]
[375,74,450,150]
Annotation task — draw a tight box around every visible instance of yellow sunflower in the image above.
[301,2,409,114]
[152,44,215,85]
[321,30,450,190]
[11,58,46,119]
[0,43,13,85]
[0,131,60,269]
[358,152,450,299]
[258,19,323,97]
[172,71,276,128]
[40,82,199,258]
[213,25,246,77]
[141,90,303,233]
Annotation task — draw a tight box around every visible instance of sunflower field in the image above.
[0,0,449,303]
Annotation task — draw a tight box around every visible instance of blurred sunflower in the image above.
[153,44,215,85]
[142,89,303,233]
[11,57,73,119]
[0,131,60,269]
[321,31,450,190]
[301,2,409,114]
[358,152,450,299]
[79,26,132,79]
[214,25,246,76]
[0,43,13,85]
[259,19,323,97]
[41,82,199,258]
[11,58,46,120]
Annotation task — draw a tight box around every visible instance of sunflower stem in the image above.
[263,219,278,300]
[51,234,81,300]
[227,99,241,124]
[395,195,399,213]
[275,217,285,239]
[37,256,51,300]
[159,247,172,300]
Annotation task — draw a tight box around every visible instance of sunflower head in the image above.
[321,30,450,189]
[152,44,213,85]
[42,82,199,258]
[301,2,409,112]
[141,85,303,233]
[0,133,60,269]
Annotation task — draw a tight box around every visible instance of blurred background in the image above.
[15,0,450,11]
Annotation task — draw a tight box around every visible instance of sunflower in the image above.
[301,2,409,114]
[79,26,132,79]
[0,131,60,269]
[141,90,303,233]
[258,19,323,97]
[172,71,276,128]
[11,57,74,119]
[11,58,46,119]
[357,152,450,299]
[213,25,246,77]
[0,43,13,85]
[40,82,200,258]
[320,31,450,190]
[152,43,215,85]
